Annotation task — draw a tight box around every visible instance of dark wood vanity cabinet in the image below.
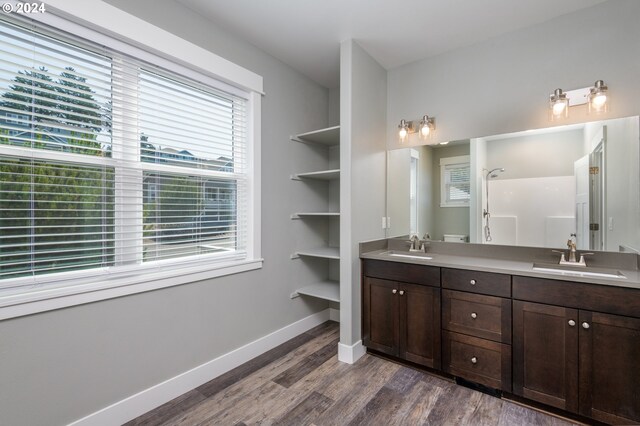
[513,276,640,424]
[362,260,441,369]
[512,300,579,412]
[362,260,640,424]
[441,270,512,392]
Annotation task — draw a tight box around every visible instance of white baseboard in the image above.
[337,340,366,364]
[329,307,340,322]
[69,308,332,426]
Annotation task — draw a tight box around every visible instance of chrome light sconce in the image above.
[398,119,413,143]
[549,80,609,120]
[588,80,608,114]
[549,88,569,121]
[397,115,436,143]
[418,115,436,140]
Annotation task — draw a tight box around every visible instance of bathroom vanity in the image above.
[360,239,640,425]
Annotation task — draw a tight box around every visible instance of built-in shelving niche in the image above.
[290,126,340,303]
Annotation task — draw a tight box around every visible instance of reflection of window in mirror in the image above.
[440,155,470,207]
[409,149,419,235]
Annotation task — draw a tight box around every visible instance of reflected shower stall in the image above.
[483,168,505,242]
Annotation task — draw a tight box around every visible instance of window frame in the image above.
[440,155,471,208]
[0,3,263,320]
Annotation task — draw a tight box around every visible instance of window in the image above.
[440,155,470,207]
[0,15,259,302]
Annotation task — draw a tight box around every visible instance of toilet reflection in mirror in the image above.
[386,116,640,253]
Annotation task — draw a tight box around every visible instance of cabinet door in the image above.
[579,311,640,424]
[399,283,441,369]
[513,301,579,412]
[363,277,399,357]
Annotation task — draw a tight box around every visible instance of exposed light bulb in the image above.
[549,88,569,121]
[418,115,435,140]
[552,100,567,116]
[398,119,411,143]
[592,93,607,108]
[588,80,609,115]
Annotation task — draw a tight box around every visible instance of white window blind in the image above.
[0,17,249,288]
[440,156,470,207]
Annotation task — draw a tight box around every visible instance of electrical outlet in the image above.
[382,216,387,229]
[608,217,614,231]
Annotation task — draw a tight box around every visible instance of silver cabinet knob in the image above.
[470,279,476,285]
[399,290,405,296]
[582,322,590,329]
[471,357,478,364]
[471,312,477,319]
[568,320,576,326]
[392,289,397,294]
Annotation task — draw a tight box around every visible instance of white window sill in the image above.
[0,259,263,320]
[440,203,470,208]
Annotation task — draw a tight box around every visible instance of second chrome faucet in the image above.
[409,234,431,253]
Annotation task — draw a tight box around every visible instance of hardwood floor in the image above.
[126,321,579,426]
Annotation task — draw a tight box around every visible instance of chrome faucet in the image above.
[552,233,594,267]
[567,235,578,263]
[409,234,430,253]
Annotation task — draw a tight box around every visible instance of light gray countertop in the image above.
[360,247,640,290]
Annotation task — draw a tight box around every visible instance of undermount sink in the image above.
[532,263,626,279]
[381,250,433,260]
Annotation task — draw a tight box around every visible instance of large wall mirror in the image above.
[387,116,640,253]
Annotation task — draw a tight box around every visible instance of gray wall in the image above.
[386,148,411,237]
[340,40,387,346]
[388,0,640,147]
[431,144,471,241]
[0,1,332,425]
[486,129,585,179]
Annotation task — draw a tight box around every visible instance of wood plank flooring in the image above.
[126,321,579,426]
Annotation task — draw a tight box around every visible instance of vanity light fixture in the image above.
[398,115,436,143]
[548,80,609,120]
[588,80,609,114]
[418,115,436,140]
[549,88,569,120]
[398,119,413,143]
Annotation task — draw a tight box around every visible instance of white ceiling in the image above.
[177,0,607,88]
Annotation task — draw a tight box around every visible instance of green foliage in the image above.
[143,174,202,238]
[0,66,114,277]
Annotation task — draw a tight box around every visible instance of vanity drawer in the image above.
[442,331,512,392]
[442,290,511,343]
[442,268,511,297]
[363,259,440,287]
[513,276,640,318]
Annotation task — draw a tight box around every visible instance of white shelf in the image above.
[294,246,340,260]
[291,212,340,219]
[291,169,340,181]
[291,125,340,146]
[295,280,340,303]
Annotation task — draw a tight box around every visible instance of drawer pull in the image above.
[470,279,476,285]
[392,289,397,294]
[582,322,590,329]
[399,290,405,296]
[471,356,478,364]
[568,320,576,327]
[471,312,477,319]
